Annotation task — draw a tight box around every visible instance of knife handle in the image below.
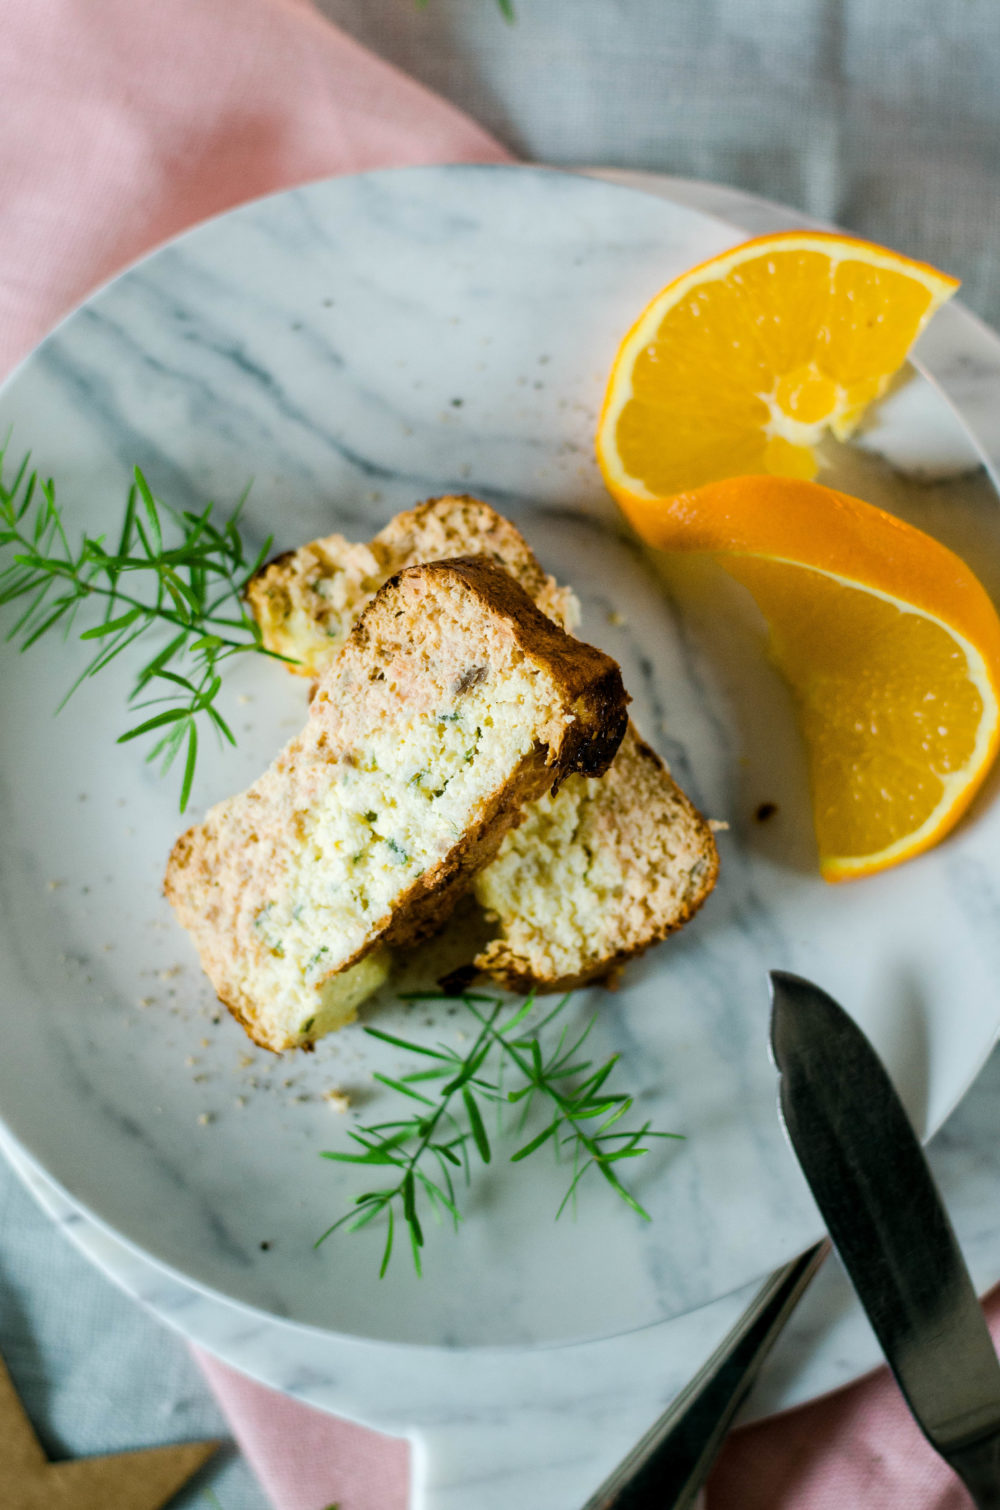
[580,1241,828,1510]
[949,1434,1000,1509]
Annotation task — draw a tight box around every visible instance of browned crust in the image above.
[249,494,549,589]
[364,557,629,780]
[472,730,719,994]
[239,501,717,1011]
[164,829,285,1052]
[378,495,552,598]
[166,555,629,1048]
[330,556,629,949]
[380,744,552,950]
[253,546,298,577]
[244,495,562,673]
[218,990,283,1053]
[203,990,314,1054]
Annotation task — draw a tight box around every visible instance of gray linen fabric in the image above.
[4,5,1000,1507]
[0,1166,270,1507]
[317,0,1000,328]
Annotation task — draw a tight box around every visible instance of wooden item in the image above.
[0,1348,218,1508]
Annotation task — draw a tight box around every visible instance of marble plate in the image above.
[2,165,1000,1351]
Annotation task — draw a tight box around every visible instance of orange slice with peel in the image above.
[625,476,1000,881]
[596,231,959,502]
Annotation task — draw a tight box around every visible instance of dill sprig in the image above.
[0,443,285,810]
[317,991,680,1276]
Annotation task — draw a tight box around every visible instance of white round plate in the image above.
[2,165,1000,1351]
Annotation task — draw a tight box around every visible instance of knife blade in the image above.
[769,970,1000,1508]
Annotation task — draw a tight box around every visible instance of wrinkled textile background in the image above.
[319,0,1000,327]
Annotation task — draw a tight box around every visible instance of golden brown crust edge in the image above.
[243,494,578,678]
[166,556,629,1046]
[244,493,547,604]
[384,557,629,779]
[164,829,289,1052]
[340,556,629,946]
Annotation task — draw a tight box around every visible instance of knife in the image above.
[770,970,1000,1508]
[578,1239,828,1509]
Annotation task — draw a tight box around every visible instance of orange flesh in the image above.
[599,234,958,501]
[725,555,992,876]
[596,236,995,881]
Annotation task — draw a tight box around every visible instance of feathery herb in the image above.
[0,443,287,810]
[317,991,681,1276]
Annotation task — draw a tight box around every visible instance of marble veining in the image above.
[11,1035,1000,1510]
[3,168,1000,1507]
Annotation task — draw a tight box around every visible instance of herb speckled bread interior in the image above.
[248,497,719,993]
[166,556,628,1051]
[474,726,718,990]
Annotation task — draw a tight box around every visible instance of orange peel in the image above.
[625,476,1000,880]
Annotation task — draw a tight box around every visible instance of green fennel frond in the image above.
[317,991,681,1276]
[0,442,289,810]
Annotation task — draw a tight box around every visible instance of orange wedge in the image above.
[631,476,1000,881]
[596,231,959,503]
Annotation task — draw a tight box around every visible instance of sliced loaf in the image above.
[247,494,579,678]
[248,497,719,992]
[166,557,628,1050]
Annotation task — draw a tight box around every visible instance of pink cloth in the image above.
[197,1349,409,1510]
[0,0,508,378]
[3,1,997,1507]
[197,1292,1000,1510]
[708,1290,1000,1508]
[709,1292,1000,1503]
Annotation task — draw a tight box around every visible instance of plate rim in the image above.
[2,160,1000,1356]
